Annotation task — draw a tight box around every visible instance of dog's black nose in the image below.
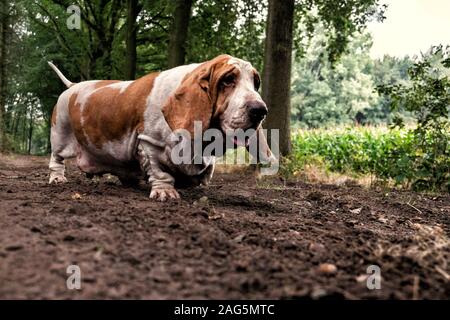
[247,101,268,122]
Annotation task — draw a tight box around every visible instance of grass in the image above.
[281,126,449,191]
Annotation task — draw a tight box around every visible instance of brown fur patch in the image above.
[75,73,159,148]
[67,93,88,146]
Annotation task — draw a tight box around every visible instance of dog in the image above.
[48,54,276,201]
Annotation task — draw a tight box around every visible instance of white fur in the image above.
[221,59,263,132]
[107,81,133,94]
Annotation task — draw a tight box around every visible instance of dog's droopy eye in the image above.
[254,73,261,91]
[222,74,236,87]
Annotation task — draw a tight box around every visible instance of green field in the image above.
[285,126,450,191]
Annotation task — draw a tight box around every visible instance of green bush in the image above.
[378,46,450,191]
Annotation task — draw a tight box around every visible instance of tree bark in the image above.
[125,0,141,80]
[27,105,34,155]
[168,0,193,68]
[262,0,295,156]
[0,0,9,152]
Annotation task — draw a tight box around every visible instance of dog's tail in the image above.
[47,62,75,88]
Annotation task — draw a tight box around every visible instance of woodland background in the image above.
[0,0,391,154]
[0,0,448,191]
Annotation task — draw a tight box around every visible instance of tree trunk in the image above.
[27,105,34,155]
[0,0,9,152]
[168,0,193,68]
[125,0,140,80]
[262,0,295,156]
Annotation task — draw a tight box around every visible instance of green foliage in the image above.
[291,29,380,128]
[293,0,386,63]
[293,127,414,183]
[378,46,450,191]
[0,0,391,155]
[287,127,443,189]
[187,0,266,70]
[291,27,415,128]
[367,55,413,123]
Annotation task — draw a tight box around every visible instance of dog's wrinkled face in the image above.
[215,58,267,134]
[163,55,276,167]
[163,54,268,147]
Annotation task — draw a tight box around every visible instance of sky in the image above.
[367,0,450,58]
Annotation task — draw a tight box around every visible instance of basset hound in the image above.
[48,54,276,201]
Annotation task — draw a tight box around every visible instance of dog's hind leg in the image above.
[48,95,77,184]
[49,130,77,184]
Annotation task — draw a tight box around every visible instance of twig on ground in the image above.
[435,266,450,281]
[406,198,422,214]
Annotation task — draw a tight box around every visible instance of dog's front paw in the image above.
[150,187,180,201]
[49,173,68,184]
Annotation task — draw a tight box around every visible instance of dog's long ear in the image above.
[162,66,213,135]
[162,55,234,135]
[247,126,277,164]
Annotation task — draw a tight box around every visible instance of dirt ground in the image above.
[0,154,449,299]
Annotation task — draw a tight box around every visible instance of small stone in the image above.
[208,208,224,220]
[309,242,326,252]
[356,274,369,283]
[317,263,337,274]
[71,193,82,200]
[350,207,362,214]
[233,234,246,243]
[94,249,103,261]
[199,196,209,203]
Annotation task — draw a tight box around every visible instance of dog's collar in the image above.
[137,134,166,148]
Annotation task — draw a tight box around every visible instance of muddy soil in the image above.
[0,154,449,299]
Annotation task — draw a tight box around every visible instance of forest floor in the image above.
[0,154,449,299]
